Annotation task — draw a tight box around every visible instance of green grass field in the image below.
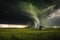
[0,28,60,40]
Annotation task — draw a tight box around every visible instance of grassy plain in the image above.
[0,28,60,40]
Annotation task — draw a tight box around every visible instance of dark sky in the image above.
[0,0,59,25]
[0,0,33,24]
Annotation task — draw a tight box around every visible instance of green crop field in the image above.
[0,28,60,40]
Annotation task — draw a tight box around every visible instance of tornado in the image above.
[0,0,58,28]
[0,0,40,28]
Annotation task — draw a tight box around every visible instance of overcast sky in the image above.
[42,9,60,28]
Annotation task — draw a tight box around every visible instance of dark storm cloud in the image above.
[0,0,59,28]
[0,1,33,24]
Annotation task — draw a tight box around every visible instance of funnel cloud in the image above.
[0,0,60,28]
